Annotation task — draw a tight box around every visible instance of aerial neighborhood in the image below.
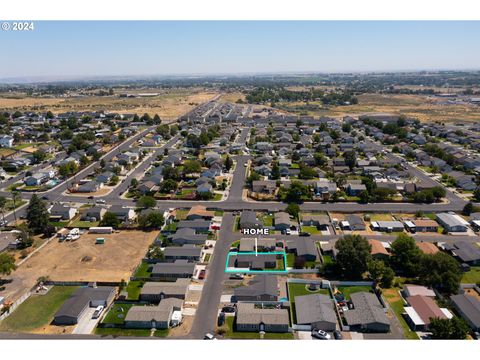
[1,72,480,341]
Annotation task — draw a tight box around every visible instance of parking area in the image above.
[72,307,100,335]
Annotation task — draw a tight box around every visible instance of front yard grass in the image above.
[94,327,151,337]
[301,225,320,235]
[369,214,393,221]
[382,287,419,340]
[224,317,293,339]
[0,286,78,332]
[260,213,273,227]
[462,266,480,284]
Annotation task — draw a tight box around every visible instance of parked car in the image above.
[92,305,104,319]
[222,306,236,313]
[311,329,331,340]
[217,312,225,326]
[299,232,310,237]
[198,269,206,280]
[229,274,244,280]
[333,330,343,340]
[88,196,94,199]
[204,333,215,340]
[96,199,106,204]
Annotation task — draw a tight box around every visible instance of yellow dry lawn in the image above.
[0,89,218,121]
[219,91,245,103]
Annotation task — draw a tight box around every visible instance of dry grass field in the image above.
[0,88,218,120]
[0,230,157,303]
[275,93,480,123]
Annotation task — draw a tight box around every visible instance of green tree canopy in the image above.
[390,234,423,277]
[136,195,157,209]
[26,194,49,234]
[100,212,120,229]
[0,253,16,277]
[418,252,461,295]
[334,235,372,279]
[429,317,469,339]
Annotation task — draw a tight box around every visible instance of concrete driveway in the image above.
[72,308,100,335]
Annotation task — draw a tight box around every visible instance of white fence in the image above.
[0,290,32,322]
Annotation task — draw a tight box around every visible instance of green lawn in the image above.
[70,220,99,228]
[288,283,330,324]
[383,286,419,340]
[462,266,480,284]
[204,254,211,263]
[0,286,78,332]
[286,253,295,267]
[5,199,26,211]
[336,286,373,300]
[163,223,178,232]
[214,210,224,217]
[224,317,293,339]
[101,303,134,324]
[49,221,70,228]
[153,329,169,337]
[260,214,273,227]
[133,262,151,278]
[301,226,320,235]
[126,281,144,300]
[322,254,333,266]
[94,327,152,337]
[213,193,223,201]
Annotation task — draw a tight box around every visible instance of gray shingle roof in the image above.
[344,292,389,327]
[295,294,337,326]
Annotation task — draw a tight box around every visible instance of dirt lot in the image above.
[0,230,157,303]
[169,315,194,337]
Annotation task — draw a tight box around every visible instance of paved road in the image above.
[188,213,235,339]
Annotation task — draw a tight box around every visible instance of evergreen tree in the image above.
[26,194,49,234]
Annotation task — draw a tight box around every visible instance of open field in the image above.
[0,286,78,333]
[0,89,218,121]
[0,230,157,303]
[274,93,480,123]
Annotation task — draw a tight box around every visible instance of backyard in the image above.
[382,286,419,340]
[288,282,330,324]
[0,286,78,333]
[462,266,480,284]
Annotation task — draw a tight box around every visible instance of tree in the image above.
[160,179,178,193]
[344,150,356,170]
[147,245,165,260]
[334,235,372,279]
[418,252,461,295]
[136,195,157,209]
[100,212,120,228]
[462,202,479,216]
[0,253,16,278]
[429,317,469,339]
[390,234,423,277]
[367,259,395,288]
[285,181,310,203]
[285,203,300,221]
[138,211,164,230]
[130,178,139,188]
[0,196,7,225]
[183,160,202,175]
[26,194,49,234]
[225,155,233,172]
[473,186,480,202]
[298,163,317,180]
[271,162,280,180]
[32,149,47,164]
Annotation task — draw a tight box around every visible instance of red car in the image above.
[198,269,206,280]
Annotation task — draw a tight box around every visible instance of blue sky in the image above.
[1,21,479,79]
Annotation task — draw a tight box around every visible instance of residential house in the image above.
[235,303,289,333]
[109,205,136,222]
[274,212,292,232]
[404,295,449,331]
[286,238,318,262]
[451,294,480,332]
[238,238,277,252]
[164,245,202,262]
[301,214,330,230]
[77,180,103,193]
[436,213,468,233]
[169,228,208,246]
[150,260,196,280]
[139,279,190,303]
[368,240,390,260]
[344,292,390,332]
[186,205,214,220]
[176,220,211,232]
[49,204,77,220]
[124,298,183,329]
[233,254,277,270]
[82,205,107,222]
[239,211,262,229]
[233,275,278,302]
[54,286,116,325]
[294,294,336,331]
